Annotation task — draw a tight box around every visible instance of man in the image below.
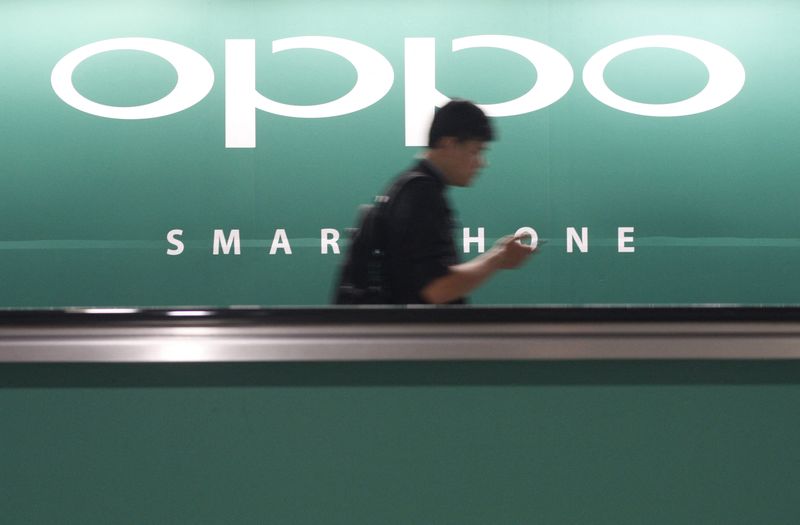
[335,100,535,305]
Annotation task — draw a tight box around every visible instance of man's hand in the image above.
[490,234,537,269]
[420,233,539,304]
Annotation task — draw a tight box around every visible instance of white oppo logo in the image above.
[51,35,746,148]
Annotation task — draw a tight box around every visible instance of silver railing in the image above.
[2,307,800,362]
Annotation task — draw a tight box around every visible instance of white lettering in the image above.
[514,227,539,249]
[213,229,240,255]
[53,35,746,141]
[226,37,394,148]
[270,229,292,255]
[463,227,485,253]
[166,229,184,256]
[165,226,640,257]
[321,228,340,254]
[566,227,588,253]
[583,35,746,117]
[405,36,573,146]
[618,227,635,253]
[404,38,452,147]
[51,38,214,119]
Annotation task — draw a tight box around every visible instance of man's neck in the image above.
[423,151,451,185]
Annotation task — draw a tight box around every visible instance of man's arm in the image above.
[420,235,535,304]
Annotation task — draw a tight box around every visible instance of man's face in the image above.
[443,139,488,187]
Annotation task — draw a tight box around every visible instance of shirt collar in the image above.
[417,158,447,187]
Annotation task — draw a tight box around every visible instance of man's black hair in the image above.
[428,99,495,148]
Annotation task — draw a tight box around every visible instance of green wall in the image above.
[1,0,799,306]
[2,361,800,524]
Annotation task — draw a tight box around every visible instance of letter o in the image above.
[582,35,745,117]
[514,227,540,249]
[51,38,215,119]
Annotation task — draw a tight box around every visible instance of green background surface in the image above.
[2,360,800,524]
[1,0,799,306]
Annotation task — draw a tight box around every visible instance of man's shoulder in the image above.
[390,163,443,198]
[389,171,443,209]
[396,171,440,192]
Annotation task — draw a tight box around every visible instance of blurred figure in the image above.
[335,100,536,305]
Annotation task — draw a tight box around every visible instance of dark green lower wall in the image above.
[2,361,799,524]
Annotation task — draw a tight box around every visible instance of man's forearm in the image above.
[420,251,502,304]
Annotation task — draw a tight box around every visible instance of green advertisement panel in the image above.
[1,0,798,307]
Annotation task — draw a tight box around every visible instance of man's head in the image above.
[426,100,495,187]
